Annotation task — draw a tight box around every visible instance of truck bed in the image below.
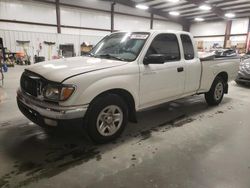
[198,56,240,93]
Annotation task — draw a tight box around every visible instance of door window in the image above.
[146,34,180,61]
[181,34,195,60]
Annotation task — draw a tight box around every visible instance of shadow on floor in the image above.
[0,95,232,187]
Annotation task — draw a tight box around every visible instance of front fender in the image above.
[60,71,140,109]
[79,75,139,106]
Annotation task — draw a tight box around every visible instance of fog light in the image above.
[44,118,58,127]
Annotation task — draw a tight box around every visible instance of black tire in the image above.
[205,76,225,106]
[84,94,128,144]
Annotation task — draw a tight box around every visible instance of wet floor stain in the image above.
[216,111,224,114]
[133,114,195,142]
[131,154,136,161]
[140,130,152,141]
[0,114,198,188]
[0,132,101,188]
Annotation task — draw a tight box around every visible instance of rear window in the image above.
[181,34,195,60]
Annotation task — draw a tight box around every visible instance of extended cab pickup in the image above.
[17,30,239,143]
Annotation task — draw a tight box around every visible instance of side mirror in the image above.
[143,54,165,65]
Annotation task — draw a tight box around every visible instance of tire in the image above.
[205,76,225,106]
[84,94,128,144]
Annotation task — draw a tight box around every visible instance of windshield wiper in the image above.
[97,54,125,61]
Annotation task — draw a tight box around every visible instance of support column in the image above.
[111,1,116,32]
[223,20,232,49]
[182,24,190,32]
[56,0,61,34]
[245,17,250,53]
[150,13,154,29]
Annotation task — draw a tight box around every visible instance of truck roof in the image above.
[113,30,192,36]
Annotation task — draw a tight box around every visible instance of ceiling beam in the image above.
[185,0,225,18]
[150,2,166,7]
[217,1,250,8]
[224,7,250,12]
[102,0,189,25]
[186,13,216,19]
[157,2,191,10]
[161,5,197,12]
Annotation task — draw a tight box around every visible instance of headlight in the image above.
[43,84,75,101]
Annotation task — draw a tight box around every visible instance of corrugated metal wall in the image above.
[0,29,104,62]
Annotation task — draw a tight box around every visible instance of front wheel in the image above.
[205,77,225,106]
[84,94,128,144]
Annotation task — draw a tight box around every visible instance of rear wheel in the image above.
[84,94,128,144]
[205,76,225,106]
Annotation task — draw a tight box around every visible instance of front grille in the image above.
[20,71,44,97]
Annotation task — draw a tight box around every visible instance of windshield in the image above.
[88,32,149,62]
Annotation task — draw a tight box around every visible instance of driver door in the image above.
[139,33,185,108]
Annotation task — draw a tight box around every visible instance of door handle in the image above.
[177,67,184,72]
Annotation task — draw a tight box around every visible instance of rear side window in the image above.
[181,34,195,60]
[146,34,180,61]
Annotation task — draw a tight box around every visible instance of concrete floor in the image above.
[0,66,250,188]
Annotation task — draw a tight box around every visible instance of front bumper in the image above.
[17,89,88,126]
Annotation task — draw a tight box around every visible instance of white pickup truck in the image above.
[17,30,239,143]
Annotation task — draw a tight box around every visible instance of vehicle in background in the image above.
[17,30,240,143]
[214,49,237,58]
[240,51,250,61]
[236,57,250,85]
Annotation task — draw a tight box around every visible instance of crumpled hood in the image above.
[26,56,128,82]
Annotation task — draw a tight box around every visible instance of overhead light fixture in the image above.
[135,4,149,10]
[195,17,204,22]
[199,5,212,10]
[225,13,235,18]
[169,11,180,16]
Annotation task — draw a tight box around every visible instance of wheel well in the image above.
[217,72,228,83]
[93,89,137,123]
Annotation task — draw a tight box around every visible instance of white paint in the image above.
[61,6,110,30]
[114,15,150,31]
[190,21,227,36]
[231,18,249,34]
[0,0,56,24]
[0,22,57,33]
[153,20,183,30]
[191,18,250,36]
